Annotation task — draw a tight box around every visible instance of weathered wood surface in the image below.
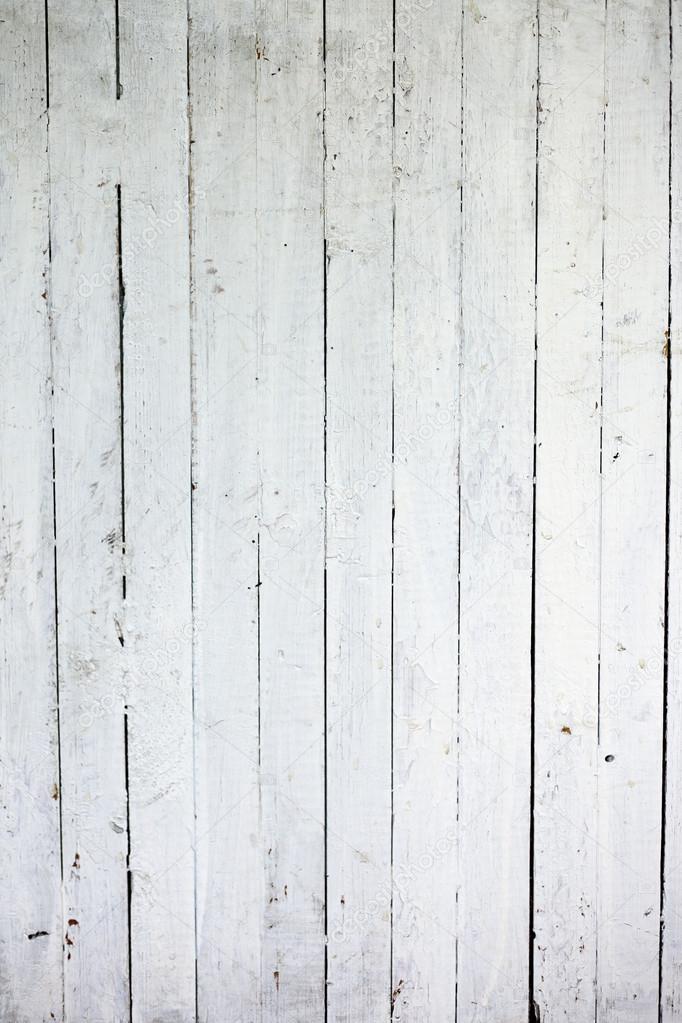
[0,1,678,1020]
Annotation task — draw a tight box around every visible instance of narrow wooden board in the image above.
[118,3,196,1018]
[189,4,262,1021]
[533,1,605,1018]
[457,2,537,1018]
[255,0,327,1018]
[0,3,62,1019]
[48,4,129,1019]
[391,0,461,1017]
[597,1,669,1016]
[324,0,394,1018]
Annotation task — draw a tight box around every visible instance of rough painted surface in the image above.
[1,1,680,1020]
[534,1,603,1018]
[0,4,62,1021]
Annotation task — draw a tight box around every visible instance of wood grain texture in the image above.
[255,0,326,1017]
[533,1,605,1018]
[391,0,461,1018]
[457,2,537,1019]
[0,3,62,1020]
[0,3,679,1020]
[48,3,129,1019]
[190,3,262,1021]
[324,0,394,1017]
[597,2,669,1018]
[118,2,195,1018]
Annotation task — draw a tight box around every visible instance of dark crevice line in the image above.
[658,3,673,1019]
[253,6,264,1007]
[322,0,328,1012]
[185,7,199,1020]
[116,180,132,1022]
[528,2,540,1020]
[115,173,133,1023]
[44,0,50,110]
[51,426,65,1022]
[323,256,329,1019]
[256,533,262,770]
[44,7,64,1018]
[115,0,122,98]
[389,0,396,1014]
[597,0,609,751]
[50,433,62,877]
[124,709,133,1023]
[454,3,465,1020]
[45,0,57,863]
[595,5,608,1018]
[117,184,126,602]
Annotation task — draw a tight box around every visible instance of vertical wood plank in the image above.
[597,1,669,1017]
[457,1,537,1018]
[255,0,326,1017]
[391,0,461,1018]
[662,3,682,1018]
[119,3,196,1018]
[603,0,672,1016]
[324,0,394,1017]
[533,1,605,1018]
[0,3,62,1019]
[48,3,129,1021]
[189,4,262,1022]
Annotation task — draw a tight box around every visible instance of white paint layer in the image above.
[190,3,262,1021]
[119,3,195,1018]
[392,0,461,1017]
[49,4,129,1019]
[457,2,537,1018]
[325,0,394,1017]
[597,2,669,1017]
[0,4,62,1020]
[534,1,604,1018]
[0,4,678,1021]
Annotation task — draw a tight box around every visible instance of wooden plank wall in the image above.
[0,1,680,1020]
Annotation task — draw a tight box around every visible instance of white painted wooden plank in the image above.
[391,0,461,1018]
[189,5,262,1022]
[0,3,63,1019]
[662,3,682,1017]
[597,2,669,1017]
[533,1,605,1018]
[324,0,394,1018]
[118,3,196,1018]
[48,4,129,1020]
[457,2,537,1018]
[255,0,326,1017]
